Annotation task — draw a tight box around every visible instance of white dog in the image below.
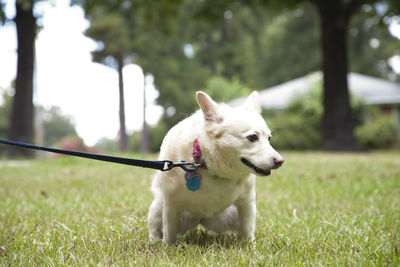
[148,91,284,244]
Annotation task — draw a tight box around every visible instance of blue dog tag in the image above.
[184,172,202,192]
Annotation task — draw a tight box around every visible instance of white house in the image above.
[231,72,400,123]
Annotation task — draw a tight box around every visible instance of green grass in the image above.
[0,152,399,265]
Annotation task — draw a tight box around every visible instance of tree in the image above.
[5,0,37,157]
[247,0,398,150]
[75,0,399,151]
[304,0,361,150]
[256,3,399,87]
[280,0,399,150]
[85,14,131,152]
[137,0,399,140]
[75,0,186,151]
[254,4,321,88]
[136,31,211,128]
[135,3,267,128]
[194,0,399,150]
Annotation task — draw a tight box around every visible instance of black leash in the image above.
[0,139,200,172]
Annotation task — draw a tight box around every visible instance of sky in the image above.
[0,0,163,146]
[0,0,399,146]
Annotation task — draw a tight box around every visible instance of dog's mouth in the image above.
[241,158,271,176]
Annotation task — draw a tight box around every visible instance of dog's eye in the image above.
[247,134,258,143]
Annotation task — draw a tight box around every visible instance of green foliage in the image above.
[268,81,323,150]
[1,152,399,264]
[85,13,131,65]
[0,89,13,139]
[0,89,13,155]
[147,0,397,130]
[75,0,400,149]
[268,79,365,150]
[128,131,140,152]
[95,137,118,153]
[148,121,168,152]
[40,106,78,147]
[269,79,399,151]
[189,4,268,88]
[0,0,6,24]
[269,113,321,150]
[257,3,321,88]
[355,113,399,149]
[348,4,400,81]
[204,75,252,102]
[287,81,324,127]
[129,122,168,153]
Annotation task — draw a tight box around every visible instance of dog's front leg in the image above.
[162,198,180,244]
[148,197,163,242]
[236,192,256,241]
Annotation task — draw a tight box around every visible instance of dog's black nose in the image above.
[274,157,285,167]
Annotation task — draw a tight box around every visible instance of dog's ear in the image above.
[242,91,262,114]
[196,91,222,123]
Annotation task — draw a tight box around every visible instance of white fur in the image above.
[148,91,284,244]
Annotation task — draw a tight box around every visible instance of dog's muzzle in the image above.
[241,158,271,176]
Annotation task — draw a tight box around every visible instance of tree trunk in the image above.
[8,0,36,157]
[117,56,128,152]
[317,2,359,151]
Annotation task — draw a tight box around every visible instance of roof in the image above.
[230,72,400,109]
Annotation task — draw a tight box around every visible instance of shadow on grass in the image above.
[179,228,249,249]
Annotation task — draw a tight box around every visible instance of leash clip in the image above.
[163,161,200,172]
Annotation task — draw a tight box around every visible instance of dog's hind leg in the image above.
[200,205,240,234]
[148,196,163,242]
[178,211,200,237]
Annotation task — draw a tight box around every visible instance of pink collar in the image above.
[193,138,207,169]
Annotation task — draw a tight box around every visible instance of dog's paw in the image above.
[162,236,178,245]
[241,231,255,242]
[149,233,162,243]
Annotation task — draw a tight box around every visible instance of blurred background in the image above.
[0,0,399,157]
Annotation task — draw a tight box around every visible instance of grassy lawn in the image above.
[0,152,399,265]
